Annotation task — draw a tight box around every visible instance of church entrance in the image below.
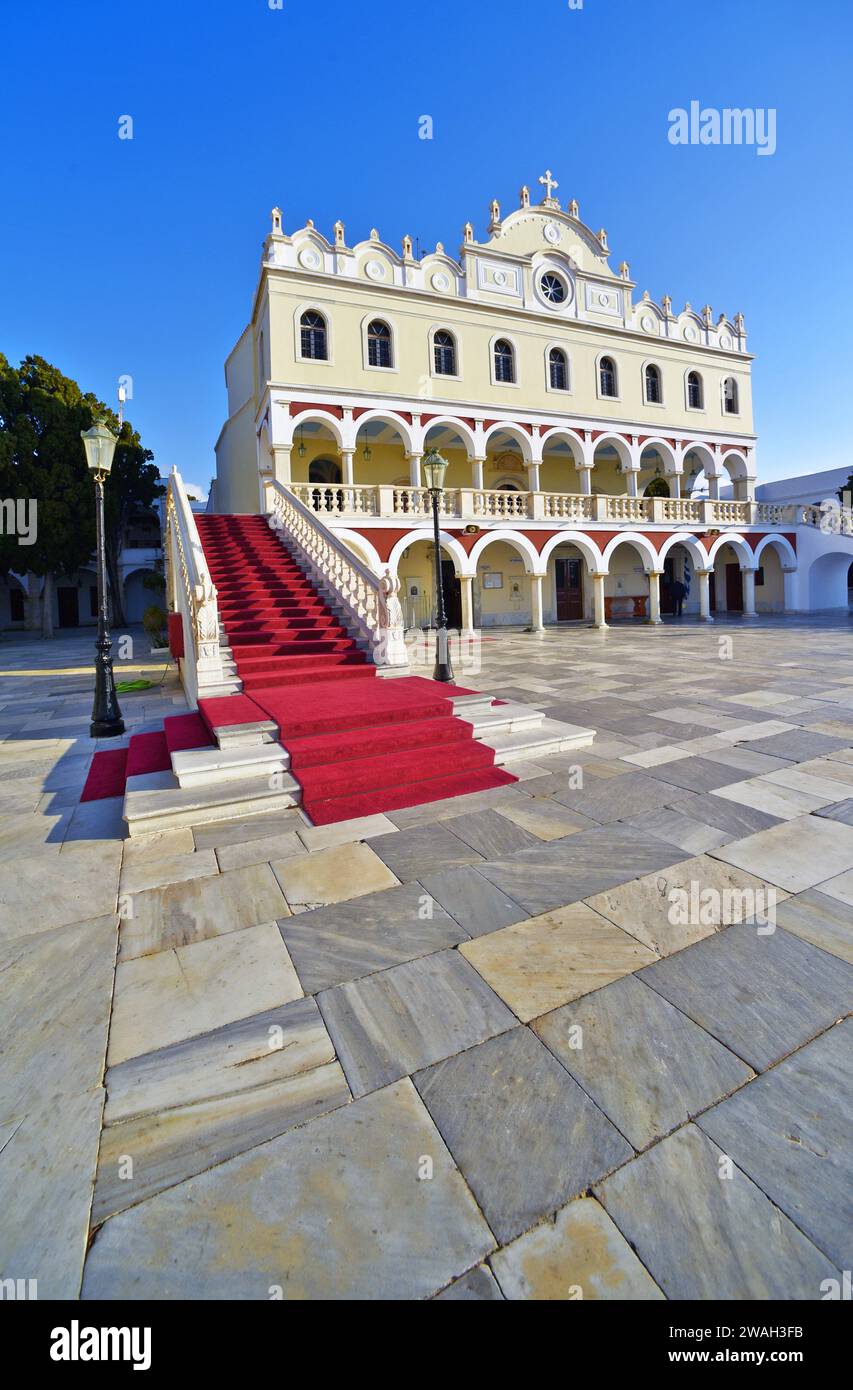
[555,557,584,620]
[441,559,463,630]
[725,564,744,613]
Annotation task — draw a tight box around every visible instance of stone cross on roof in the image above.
[538,170,559,205]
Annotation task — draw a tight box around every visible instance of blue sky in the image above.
[2,0,851,494]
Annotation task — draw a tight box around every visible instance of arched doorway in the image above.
[644,475,670,498]
[396,539,463,630]
[309,458,341,485]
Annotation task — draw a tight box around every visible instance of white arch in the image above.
[538,530,606,572]
[468,529,541,574]
[656,533,711,568]
[682,442,721,485]
[387,527,471,578]
[707,532,756,567]
[351,409,415,454]
[592,432,633,469]
[288,408,345,451]
[333,528,384,576]
[540,426,586,464]
[602,531,661,572]
[638,437,678,471]
[720,449,749,482]
[482,419,532,462]
[753,533,797,568]
[420,414,477,456]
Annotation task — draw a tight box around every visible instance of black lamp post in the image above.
[81,421,125,738]
[422,448,454,684]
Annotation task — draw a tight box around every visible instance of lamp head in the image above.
[81,421,118,477]
[422,448,449,492]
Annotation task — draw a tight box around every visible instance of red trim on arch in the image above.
[289,402,344,420]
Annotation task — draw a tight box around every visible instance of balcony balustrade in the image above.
[287,482,805,530]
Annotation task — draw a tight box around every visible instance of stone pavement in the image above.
[0,616,851,1300]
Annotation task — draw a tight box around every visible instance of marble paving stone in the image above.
[551,770,685,823]
[586,853,784,957]
[597,1124,838,1299]
[0,1088,104,1298]
[711,778,829,821]
[642,756,745,794]
[475,825,690,918]
[441,808,540,859]
[385,784,520,829]
[0,913,118,1123]
[108,921,303,1066]
[271,840,397,912]
[434,1265,504,1300]
[622,806,730,855]
[417,865,527,938]
[105,996,337,1124]
[639,924,853,1071]
[119,848,219,897]
[737,729,851,762]
[296,812,398,851]
[278,881,468,993]
[93,1061,351,1223]
[805,755,853,785]
[415,1028,633,1244]
[0,841,122,940]
[710,814,853,892]
[0,809,70,862]
[491,1196,664,1301]
[620,746,692,768]
[191,810,304,852]
[814,866,853,907]
[815,798,853,827]
[368,822,484,881]
[762,765,853,802]
[118,861,290,959]
[81,1079,494,1300]
[698,1020,852,1270]
[122,827,196,861]
[461,903,657,1021]
[772,889,853,964]
[666,791,782,839]
[61,795,127,845]
[318,950,516,1097]
[216,830,305,872]
[701,746,794,776]
[535,974,753,1150]
[492,796,597,842]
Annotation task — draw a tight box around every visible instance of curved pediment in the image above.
[480,203,620,280]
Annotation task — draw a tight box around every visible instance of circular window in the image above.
[540,272,567,304]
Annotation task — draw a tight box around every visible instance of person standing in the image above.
[671,577,687,616]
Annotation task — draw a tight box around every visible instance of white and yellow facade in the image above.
[213,177,853,622]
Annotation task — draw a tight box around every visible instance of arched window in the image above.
[723,377,739,414]
[687,371,704,409]
[367,320,392,368]
[300,311,327,361]
[549,347,568,391]
[433,330,457,376]
[494,339,515,383]
[599,356,617,397]
[644,363,662,404]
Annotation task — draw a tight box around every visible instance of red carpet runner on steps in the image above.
[81,513,515,823]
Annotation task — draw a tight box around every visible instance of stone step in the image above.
[469,702,545,737]
[124,769,301,836]
[171,741,289,788]
[478,717,595,766]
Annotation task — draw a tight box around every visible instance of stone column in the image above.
[527,574,545,632]
[647,571,663,624]
[459,574,475,634]
[470,458,485,490]
[340,449,355,486]
[272,446,292,484]
[696,568,714,622]
[527,461,541,492]
[591,572,608,629]
[668,471,682,499]
[782,566,798,613]
[707,475,720,500]
[408,452,423,488]
[577,465,593,494]
[742,567,758,618]
[625,469,639,498]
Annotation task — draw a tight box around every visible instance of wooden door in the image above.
[555,558,584,620]
[725,563,743,613]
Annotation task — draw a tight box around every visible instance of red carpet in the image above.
[194,514,516,824]
[81,747,129,802]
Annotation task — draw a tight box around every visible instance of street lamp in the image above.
[81,421,125,738]
[422,448,454,683]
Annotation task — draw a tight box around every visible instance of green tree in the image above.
[0,354,162,633]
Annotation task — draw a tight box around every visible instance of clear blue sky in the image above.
[2,0,851,495]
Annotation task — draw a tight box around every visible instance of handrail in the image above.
[165,469,226,703]
[263,478,408,668]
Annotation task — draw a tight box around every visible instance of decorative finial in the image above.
[597,228,609,252]
[568,198,579,219]
[306,218,315,229]
[642,289,650,301]
[717,311,727,325]
[619,261,630,279]
[334,219,345,247]
[662,293,673,314]
[519,185,530,209]
[271,207,283,235]
[402,233,413,259]
[435,241,444,254]
[684,300,691,312]
[489,198,501,230]
[734,311,746,333]
[370,227,379,241]
[702,304,713,326]
[463,222,474,245]
[538,169,559,205]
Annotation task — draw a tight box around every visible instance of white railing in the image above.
[264,478,408,668]
[541,493,595,521]
[165,469,229,704]
[288,482,379,516]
